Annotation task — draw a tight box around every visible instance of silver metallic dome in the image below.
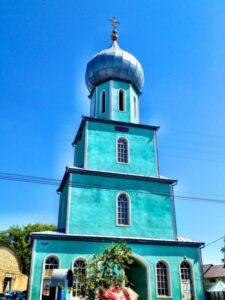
[85,41,144,94]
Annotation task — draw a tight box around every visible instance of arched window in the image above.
[101,91,106,113]
[134,96,137,118]
[180,261,194,299]
[93,98,96,117]
[42,256,59,298]
[118,89,125,111]
[73,259,86,297]
[156,261,170,296]
[117,193,130,225]
[45,256,59,270]
[117,137,129,163]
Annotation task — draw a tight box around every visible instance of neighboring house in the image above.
[0,246,28,292]
[203,264,225,290]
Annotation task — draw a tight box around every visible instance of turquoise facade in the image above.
[90,80,139,123]
[74,118,158,176]
[29,32,205,300]
[29,238,205,300]
[60,170,176,239]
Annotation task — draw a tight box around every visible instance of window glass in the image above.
[180,261,194,299]
[101,91,106,113]
[42,256,59,297]
[73,259,86,297]
[117,138,128,163]
[117,193,130,225]
[156,261,170,296]
[119,90,125,111]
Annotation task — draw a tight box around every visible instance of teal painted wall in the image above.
[90,80,139,123]
[85,120,158,176]
[29,239,204,300]
[74,124,86,168]
[111,80,139,123]
[92,81,111,120]
[66,172,176,239]
[57,184,68,232]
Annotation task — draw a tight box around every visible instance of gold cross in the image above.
[108,17,120,31]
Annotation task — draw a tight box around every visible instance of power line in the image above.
[1,171,225,204]
[204,236,225,248]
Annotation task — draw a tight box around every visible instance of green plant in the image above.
[0,223,56,275]
[77,243,133,299]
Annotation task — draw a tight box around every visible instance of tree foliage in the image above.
[0,223,56,275]
[77,243,133,299]
[222,245,225,265]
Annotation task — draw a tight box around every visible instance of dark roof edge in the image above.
[72,117,86,145]
[57,167,177,192]
[72,116,160,145]
[31,233,204,248]
[57,169,69,193]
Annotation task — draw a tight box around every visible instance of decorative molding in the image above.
[57,167,177,193]
[31,233,204,248]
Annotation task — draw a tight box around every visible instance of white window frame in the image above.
[116,137,130,164]
[116,192,131,227]
[179,260,195,300]
[71,258,87,299]
[40,255,60,300]
[100,90,106,114]
[155,260,172,298]
[118,89,126,112]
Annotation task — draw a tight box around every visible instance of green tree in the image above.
[78,243,133,299]
[222,245,225,265]
[0,223,56,275]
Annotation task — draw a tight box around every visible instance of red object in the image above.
[99,286,131,300]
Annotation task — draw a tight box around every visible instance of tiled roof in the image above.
[204,264,225,278]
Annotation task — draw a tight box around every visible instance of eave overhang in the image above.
[31,232,204,248]
[57,167,177,193]
[72,116,160,146]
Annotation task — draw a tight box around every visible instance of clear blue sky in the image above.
[1,0,225,264]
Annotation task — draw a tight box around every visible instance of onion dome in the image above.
[85,26,144,95]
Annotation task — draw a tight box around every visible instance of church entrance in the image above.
[126,255,149,300]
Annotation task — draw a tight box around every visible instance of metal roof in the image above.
[57,166,177,193]
[31,231,204,247]
[85,41,144,94]
[204,264,225,278]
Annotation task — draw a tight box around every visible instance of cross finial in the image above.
[108,17,120,41]
[108,17,120,31]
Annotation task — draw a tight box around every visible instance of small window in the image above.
[3,277,12,292]
[45,256,59,270]
[117,137,129,163]
[93,98,96,117]
[119,90,125,111]
[73,259,86,297]
[44,256,59,278]
[117,193,130,225]
[101,91,106,113]
[156,261,170,296]
[134,96,137,118]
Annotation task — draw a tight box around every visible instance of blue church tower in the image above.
[28,23,205,300]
